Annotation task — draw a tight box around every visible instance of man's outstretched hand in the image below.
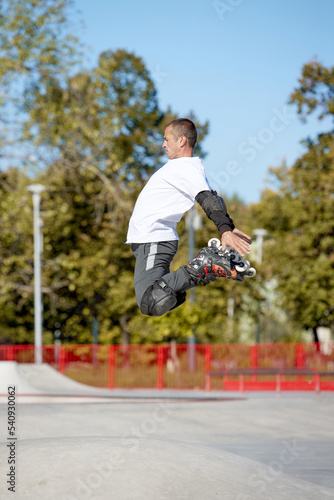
[220,228,252,257]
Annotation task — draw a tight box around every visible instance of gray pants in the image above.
[131,241,194,307]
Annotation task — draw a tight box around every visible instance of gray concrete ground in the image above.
[0,362,334,499]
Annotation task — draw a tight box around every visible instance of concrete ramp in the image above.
[0,361,44,395]
[18,363,106,394]
[0,362,238,404]
[0,361,112,403]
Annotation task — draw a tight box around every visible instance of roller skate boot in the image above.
[208,238,257,279]
[185,246,244,285]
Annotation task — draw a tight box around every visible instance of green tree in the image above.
[289,59,334,121]
[252,61,334,340]
[0,0,81,165]
[0,168,35,343]
[0,0,83,343]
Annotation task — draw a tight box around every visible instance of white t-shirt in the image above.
[126,156,211,243]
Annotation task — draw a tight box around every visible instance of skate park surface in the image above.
[0,362,334,499]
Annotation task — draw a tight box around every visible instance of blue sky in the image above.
[74,0,334,204]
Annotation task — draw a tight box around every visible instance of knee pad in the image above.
[168,291,187,312]
[140,279,177,316]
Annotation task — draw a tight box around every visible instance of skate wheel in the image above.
[235,261,250,272]
[208,238,221,250]
[245,267,256,278]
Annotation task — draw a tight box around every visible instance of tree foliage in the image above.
[0,0,80,162]
[0,168,35,343]
[289,60,334,122]
[253,61,334,336]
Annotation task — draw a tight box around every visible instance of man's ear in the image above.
[179,135,187,147]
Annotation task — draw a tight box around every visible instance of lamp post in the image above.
[253,229,267,344]
[27,184,46,364]
[187,206,202,302]
[186,206,202,371]
[253,229,267,266]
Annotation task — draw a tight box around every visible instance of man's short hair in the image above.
[167,118,197,148]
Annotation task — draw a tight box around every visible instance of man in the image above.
[126,118,252,317]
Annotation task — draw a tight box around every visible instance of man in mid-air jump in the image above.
[126,118,252,317]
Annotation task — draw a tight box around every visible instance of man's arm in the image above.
[195,190,251,256]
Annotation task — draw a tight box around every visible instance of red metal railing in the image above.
[0,342,333,392]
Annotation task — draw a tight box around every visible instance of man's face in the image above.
[162,126,182,159]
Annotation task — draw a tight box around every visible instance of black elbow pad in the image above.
[195,190,234,233]
[195,190,227,217]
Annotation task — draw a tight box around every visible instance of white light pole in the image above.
[186,206,202,303]
[186,206,202,371]
[253,229,267,266]
[27,184,46,364]
[253,229,267,344]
